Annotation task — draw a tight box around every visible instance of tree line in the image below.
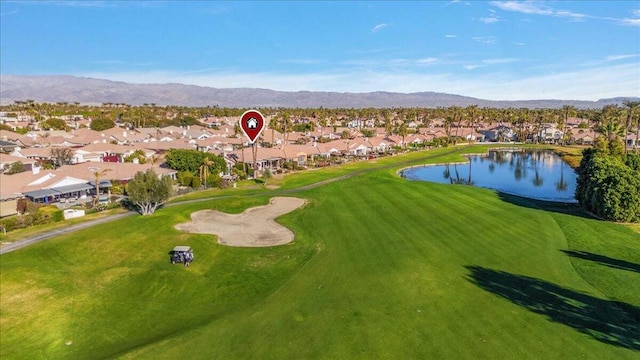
[3,101,639,145]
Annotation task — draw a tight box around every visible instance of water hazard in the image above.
[401,149,577,203]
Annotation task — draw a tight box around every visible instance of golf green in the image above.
[1,147,638,359]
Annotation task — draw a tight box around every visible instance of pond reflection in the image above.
[402,149,577,203]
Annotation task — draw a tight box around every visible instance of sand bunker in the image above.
[174,197,307,247]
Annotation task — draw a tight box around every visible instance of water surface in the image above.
[402,149,577,203]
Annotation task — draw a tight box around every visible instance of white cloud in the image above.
[605,54,639,61]
[371,23,388,33]
[480,16,499,24]
[445,34,458,38]
[462,58,517,70]
[491,1,552,15]
[491,1,586,19]
[492,1,640,26]
[417,57,438,65]
[619,9,640,27]
[79,62,639,101]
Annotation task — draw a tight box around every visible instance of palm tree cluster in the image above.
[2,100,639,151]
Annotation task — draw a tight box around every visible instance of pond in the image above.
[401,149,577,203]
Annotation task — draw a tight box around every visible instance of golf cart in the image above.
[170,245,194,266]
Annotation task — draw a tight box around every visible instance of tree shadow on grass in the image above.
[497,192,594,220]
[465,265,640,351]
[563,250,640,274]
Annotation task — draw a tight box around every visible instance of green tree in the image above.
[575,148,640,222]
[90,118,116,131]
[124,150,147,164]
[50,147,74,168]
[42,118,68,131]
[126,169,174,215]
[165,149,226,174]
[262,168,272,185]
[5,161,25,174]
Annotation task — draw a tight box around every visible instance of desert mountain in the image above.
[1,75,637,109]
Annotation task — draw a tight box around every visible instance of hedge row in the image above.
[0,209,63,232]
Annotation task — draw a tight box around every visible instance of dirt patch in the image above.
[174,197,307,247]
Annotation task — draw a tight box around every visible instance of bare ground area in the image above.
[174,197,307,247]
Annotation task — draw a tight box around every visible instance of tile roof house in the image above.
[0,153,38,172]
[0,161,178,209]
[0,140,19,153]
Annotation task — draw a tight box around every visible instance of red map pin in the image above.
[239,110,266,144]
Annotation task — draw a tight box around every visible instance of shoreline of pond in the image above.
[398,147,578,203]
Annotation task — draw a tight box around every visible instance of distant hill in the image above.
[1,75,638,109]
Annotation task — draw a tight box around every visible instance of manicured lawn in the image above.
[1,145,638,359]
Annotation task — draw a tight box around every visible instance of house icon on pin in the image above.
[246,117,258,129]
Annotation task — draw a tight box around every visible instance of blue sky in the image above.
[1,1,639,100]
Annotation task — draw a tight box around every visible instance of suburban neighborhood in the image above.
[1,103,639,218]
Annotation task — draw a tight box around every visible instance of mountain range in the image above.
[1,75,637,109]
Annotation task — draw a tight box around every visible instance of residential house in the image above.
[0,153,39,172]
[367,137,392,153]
[570,129,597,146]
[0,140,18,153]
[540,126,564,144]
[481,125,516,142]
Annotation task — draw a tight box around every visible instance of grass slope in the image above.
[1,146,639,359]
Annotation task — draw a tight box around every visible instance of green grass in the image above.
[1,145,639,359]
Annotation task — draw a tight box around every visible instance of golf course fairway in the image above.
[1,146,639,359]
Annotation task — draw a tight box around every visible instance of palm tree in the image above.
[279,111,291,161]
[466,105,478,143]
[199,157,213,188]
[560,105,576,146]
[397,122,409,149]
[597,118,625,141]
[269,116,279,145]
[623,100,640,154]
[91,167,112,207]
[450,106,463,140]
[148,155,159,169]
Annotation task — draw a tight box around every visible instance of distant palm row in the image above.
[1,100,639,151]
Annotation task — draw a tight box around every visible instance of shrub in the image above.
[576,148,640,222]
[177,171,194,187]
[51,210,64,222]
[0,211,56,233]
[190,176,201,188]
[626,153,640,171]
